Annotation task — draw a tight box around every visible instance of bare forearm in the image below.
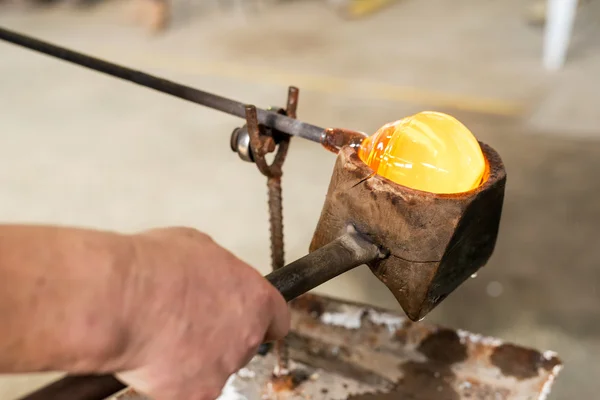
[0,224,290,400]
[0,225,136,374]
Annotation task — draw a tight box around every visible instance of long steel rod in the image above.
[0,26,325,142]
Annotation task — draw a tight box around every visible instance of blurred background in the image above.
[0,0,599,398]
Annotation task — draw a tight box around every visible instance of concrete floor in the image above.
[0,0,599,398]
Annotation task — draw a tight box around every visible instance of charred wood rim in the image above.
[345,141,505,200]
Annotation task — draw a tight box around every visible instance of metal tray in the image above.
[114,294,562,400]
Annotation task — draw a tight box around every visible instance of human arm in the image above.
[0,225,289,400]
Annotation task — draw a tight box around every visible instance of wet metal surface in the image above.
[114,294,562,400]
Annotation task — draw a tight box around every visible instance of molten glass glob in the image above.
[357,111,486,194]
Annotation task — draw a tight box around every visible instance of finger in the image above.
[263,285,291,342]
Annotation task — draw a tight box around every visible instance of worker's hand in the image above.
[115,227,290,400]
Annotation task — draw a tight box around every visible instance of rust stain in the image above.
[398,329,467,399]
[490,344,560,380]
[269,369,310,393]
[367,334,379,346]
[303,320,320,330]
[417,329,468,364]
[397,362,459,400]
[290,294,326,318]
[350,329,469,400]
[394,329,408,345]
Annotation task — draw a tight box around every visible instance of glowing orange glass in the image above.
[358,111,486,194]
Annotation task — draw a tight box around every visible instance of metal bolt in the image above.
[230,126,254,162]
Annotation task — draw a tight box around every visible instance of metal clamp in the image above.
[230,87,298,176]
